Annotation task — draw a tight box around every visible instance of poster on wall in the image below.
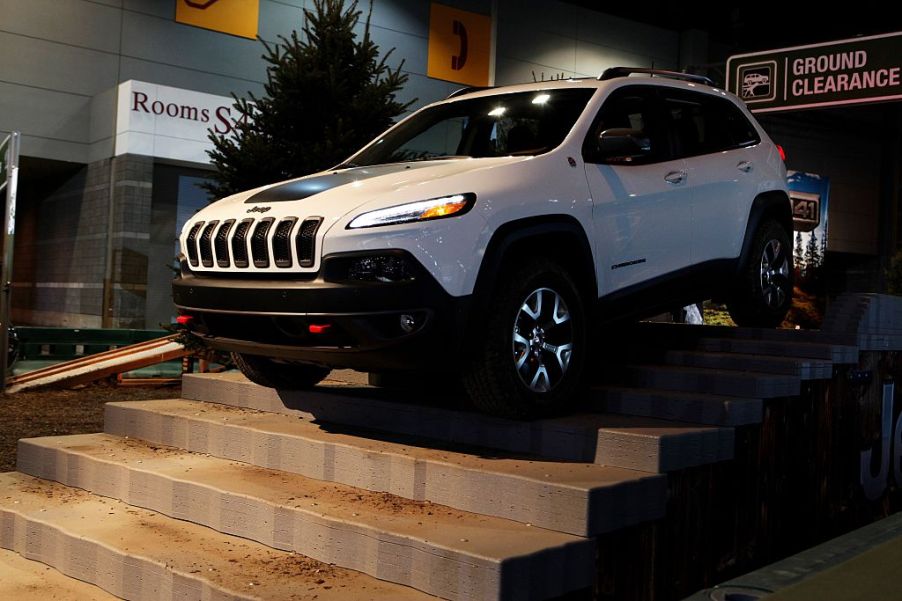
[787,171,830,328]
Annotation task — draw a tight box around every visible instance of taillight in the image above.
[776,144,786,162]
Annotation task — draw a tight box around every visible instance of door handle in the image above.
[664,171,686,185]
[737,161,753,172]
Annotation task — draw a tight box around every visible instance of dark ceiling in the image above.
[563,1,900,53]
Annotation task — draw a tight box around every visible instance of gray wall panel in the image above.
[122,0,172,19]
[0,32,119,97]
[497,27,576,74]
[118,56,265,98]
[369,25,429,75]
[574,9,678,61]
[0,81,90,149]
[496,0,578,38]
[121,11,266,82]
[0,0,122,54]
[367,0,428,35]
[258,1,306,43]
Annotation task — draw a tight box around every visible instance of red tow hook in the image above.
[308,323,332,334]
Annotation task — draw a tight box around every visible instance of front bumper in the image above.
[172,252,469,371]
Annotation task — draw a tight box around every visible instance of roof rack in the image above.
[598,67,715,87]
[446,86,493,99]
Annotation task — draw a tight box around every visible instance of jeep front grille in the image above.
[214,220,235,268]
[297,218,323,268]
[272,218,297,268]
[198,221,219,268]
[185,216,321,272]
[251,218,275,268]
[185,222,204,267]
[231,219,253,268]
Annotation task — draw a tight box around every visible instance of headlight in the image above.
[347,193,476,229]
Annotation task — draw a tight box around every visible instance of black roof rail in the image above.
[598,67,715,87]
[446,86,492,99]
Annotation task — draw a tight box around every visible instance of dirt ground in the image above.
[0,383,181,472]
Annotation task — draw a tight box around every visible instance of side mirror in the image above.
[596,128,651,163]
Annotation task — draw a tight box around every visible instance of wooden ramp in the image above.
[5,334,189,393]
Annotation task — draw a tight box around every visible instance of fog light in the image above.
[348,255,414,283]
[400,314,416,333]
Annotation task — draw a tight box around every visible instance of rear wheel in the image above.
[232,352,331,389]
[462,258,587,418]
[728,219,793,328]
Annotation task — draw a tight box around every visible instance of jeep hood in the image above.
[189,157,531,227]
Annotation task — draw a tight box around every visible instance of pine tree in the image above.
[203,0,412,199]
[805,230,819,275]
[795,231,804,271]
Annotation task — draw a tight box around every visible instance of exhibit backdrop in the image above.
[787,170,831,327]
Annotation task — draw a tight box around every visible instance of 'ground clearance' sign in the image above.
[727,31,902,113]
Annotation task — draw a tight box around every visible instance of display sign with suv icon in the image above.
[174,67,792,418]
[737,63,777,102]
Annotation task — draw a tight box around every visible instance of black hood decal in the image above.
[244,163,436,203]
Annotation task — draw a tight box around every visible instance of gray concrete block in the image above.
[629,365,801,398]
[666,350,833,380]
[18,435,595,601]
[104,399,666,536]
[697,337,859,364]
[594,415,734,473]
[589,386,763,426]
[0,547,116,601]
[182,372,611,461]
[0,472,433,601]
[182,373,734,473]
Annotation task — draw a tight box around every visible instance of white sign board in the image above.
[115,80,245,164]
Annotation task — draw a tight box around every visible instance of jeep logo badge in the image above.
[247,206,272,214]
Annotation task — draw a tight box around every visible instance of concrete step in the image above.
[0,471,434,601]
[592,414,734,472]
[589,386,763,426]
[104,399,665,535]
[665,350,833,380]
[0,548,117,601]
[182,373,731,472]
[697,337,859,363]
[18,434,596,601]
[629,364,801,398]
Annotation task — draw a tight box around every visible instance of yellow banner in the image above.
[427,3,491,87]
[175,0,259,40]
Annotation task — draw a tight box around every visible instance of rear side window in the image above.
[662,90,760,158]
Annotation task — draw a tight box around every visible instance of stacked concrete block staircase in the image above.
[2,293,900,600]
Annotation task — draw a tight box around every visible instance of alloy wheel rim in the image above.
[512,287,573,392]
[759,238,790,309]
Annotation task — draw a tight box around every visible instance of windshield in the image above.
[347,88,595,167]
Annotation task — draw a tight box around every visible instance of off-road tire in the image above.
[728,219,794,328]
[232,352,331,389]
[462,257,587,419]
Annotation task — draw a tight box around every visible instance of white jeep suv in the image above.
[174,67,792,418]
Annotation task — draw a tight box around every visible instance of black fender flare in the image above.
[469,215,597,317]
[735,190,793,276]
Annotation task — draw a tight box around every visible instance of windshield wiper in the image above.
[331,161,360,170]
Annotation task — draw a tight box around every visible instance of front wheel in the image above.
[462,258,587,419]
[232,353,331,389]
[727,219,794,328]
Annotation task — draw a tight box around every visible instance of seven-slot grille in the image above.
[185,216,323,270]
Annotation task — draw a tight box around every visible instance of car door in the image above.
[583,85,692,296]
[661,89,762,264]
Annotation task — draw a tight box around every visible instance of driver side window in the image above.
[585,87,667,164]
